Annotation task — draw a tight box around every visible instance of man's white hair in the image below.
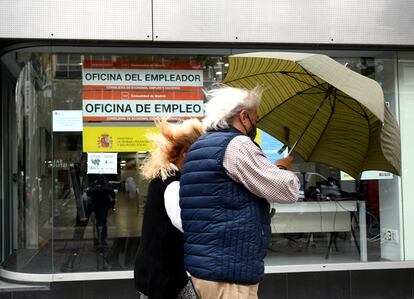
[203,85,263,131]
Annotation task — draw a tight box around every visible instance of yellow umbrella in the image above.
[223,52,401,179]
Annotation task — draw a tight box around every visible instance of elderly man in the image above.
[180,86,300,299]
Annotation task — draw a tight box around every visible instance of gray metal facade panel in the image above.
[0,1,413,46]
[0,0,152,41]
[153,0,414,45]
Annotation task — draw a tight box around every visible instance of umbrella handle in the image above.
[288,139,300,156]
[276,126,290,155]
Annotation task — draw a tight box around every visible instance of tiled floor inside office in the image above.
[266,232,381,265]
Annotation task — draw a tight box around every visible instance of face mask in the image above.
[247,124,257,140]
[245,114,257,141]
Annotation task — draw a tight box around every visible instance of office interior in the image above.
[1,50,411,275]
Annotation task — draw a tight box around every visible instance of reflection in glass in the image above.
[1,51,404,275]
[2,53,54,273]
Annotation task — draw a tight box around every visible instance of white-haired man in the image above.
[180,86,300,299]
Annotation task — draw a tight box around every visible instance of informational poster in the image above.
[83,126,159,152]
[82,60,204,152]
[52,110,83,132]
[87,153,118,174]
[82,60,204,121]
[256,130,287,164]
[341,170,393,181]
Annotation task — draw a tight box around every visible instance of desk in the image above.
[270,200,367,261]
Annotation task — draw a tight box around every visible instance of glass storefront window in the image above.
[2,52,228,273]
[263,52,402,265]
[0,49,407,275]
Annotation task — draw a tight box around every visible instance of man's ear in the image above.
[239,109,247,121]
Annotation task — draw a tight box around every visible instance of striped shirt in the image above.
[223,135,300,203]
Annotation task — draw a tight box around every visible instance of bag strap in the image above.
[189,277,201,299]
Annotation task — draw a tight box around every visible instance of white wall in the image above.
[379,177,403,260]
[399,52,414,260]
[1,0,414,45]
[0,0,152,41]
[153,0,414,45]
[378,52,404,260]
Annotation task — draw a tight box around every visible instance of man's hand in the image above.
[276,155,294,170]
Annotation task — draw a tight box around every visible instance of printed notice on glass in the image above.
[87,153,118,174]
[341,170,393,181]
[82,60,204,122]
[53,110,83,132]
[83,126,159,152]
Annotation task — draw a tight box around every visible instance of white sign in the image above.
[341,170,393,181]
[52,110,83,132]
[82,69,203,87]
[82,60,204,122]
[87,153,118,174]
[82,100,203,121]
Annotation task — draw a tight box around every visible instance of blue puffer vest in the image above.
[180,128,271,284]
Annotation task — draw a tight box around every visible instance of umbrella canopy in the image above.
[223,52,401,179]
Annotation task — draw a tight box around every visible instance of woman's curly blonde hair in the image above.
[140,117,204,181]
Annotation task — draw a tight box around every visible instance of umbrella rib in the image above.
[300,91,327,95]
[257,82,330,122]
[336,99,368,119]
[302,68,324,87]
[225,71,323,89]
[281,72,325,90]
[335,93,354,101]
[355,101,370,120]
[349,100,372,176]
[306,93,337,161]
[328,92,369,119]
[359,102,373,173]
[287,86,334,155]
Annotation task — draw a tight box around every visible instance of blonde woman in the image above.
[134,117,204,299]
